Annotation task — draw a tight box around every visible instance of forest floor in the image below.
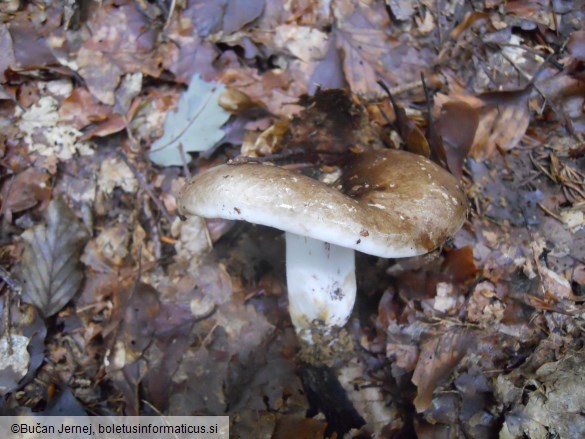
[0,0,584,438]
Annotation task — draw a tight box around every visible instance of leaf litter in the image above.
[0,0,584,437]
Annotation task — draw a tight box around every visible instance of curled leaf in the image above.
[20,198,89,317]
[412,329,471,413]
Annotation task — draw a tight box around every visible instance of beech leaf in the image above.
[149,74,231,167]
[20,198,89,317]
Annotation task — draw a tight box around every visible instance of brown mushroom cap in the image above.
[178,149,467,258]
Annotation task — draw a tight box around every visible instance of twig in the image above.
[116,151,172,224]
[178,143,191,180]
[0,175,15,220]
[537,202,564,223]
[0,265,21,355]
[162,0,176,33]
[142,196,162,262]
[436,0,443,46]
[528,151,554,181]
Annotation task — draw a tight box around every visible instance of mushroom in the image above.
[177,149,467,343]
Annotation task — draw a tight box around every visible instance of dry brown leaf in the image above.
[437,101,479,178]
[58,87,113,130]
[74,3,160,104]
[472,102,530,159]
[272,414,327,439]
[442,246,478,284]
[0,167,51,215]
[333,0,395,97]
[218,86,270,118]
[8,17,57,68]
[412,330,471,412]
[435,92,530,160]
[20,198,89,317]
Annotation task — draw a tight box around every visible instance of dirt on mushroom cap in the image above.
[178,149,467,258]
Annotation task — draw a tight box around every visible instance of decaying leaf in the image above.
[412,329,471,413]
[149,74,231,167]
[499,350,585,439]
[0,334,30,393]
[0,298,47,393]
[334,1,394,97]
[20,198,89,317]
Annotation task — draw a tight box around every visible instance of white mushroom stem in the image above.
[285,232,356,344]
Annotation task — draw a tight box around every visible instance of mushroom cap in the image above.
[178,149,467,258]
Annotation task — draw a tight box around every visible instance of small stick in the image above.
[0,265,21,355]
[536,202,564,223]
[117,151,172,224]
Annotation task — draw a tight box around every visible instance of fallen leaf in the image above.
[386,0,416,21]
[222,0,266,34]
[20,198,89,317]
[466,281,505,326]
[0,24,16,82]
[474,88,531,158]
[8,17,57,68]
[107,283,161,369]
[149,74,231,166]
[334,1,394,97]
[272,414,327,439]
[97,156,138,195]
[435,90,530,160]
[58,87,114,130]
[74,3,160,105]
[273,24,330,63]
[412,329,471,412]
[217,86,270,118]
[442,246,478,284]
[539,266,572,300]
[500,351,585,439]
[437,101,479,178]
[0,299,47,392]
[0,334,30,393]
[308,39,347,92]
[0,167,51,215]
[567,30,585,61]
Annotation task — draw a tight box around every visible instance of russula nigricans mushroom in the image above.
[177,149,467,343]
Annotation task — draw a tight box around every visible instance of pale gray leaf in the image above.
[20,198,89,317]
[149,74,231,167]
